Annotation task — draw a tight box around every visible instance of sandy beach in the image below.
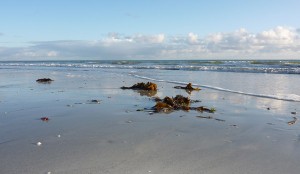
[1,66,300,174]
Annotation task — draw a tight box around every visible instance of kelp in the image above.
[174,83,200,91]
[121,82,157,91]
[193,106,216,113]
[153,95,190,112]
[152,95,215,113]
[121,82,214,114]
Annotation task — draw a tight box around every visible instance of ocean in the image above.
[1,60,300,102]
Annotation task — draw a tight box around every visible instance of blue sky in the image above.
[1,0,300,60]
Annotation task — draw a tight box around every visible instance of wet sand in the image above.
[0,68,300,174]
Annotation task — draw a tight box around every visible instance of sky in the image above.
[0,0,300,60]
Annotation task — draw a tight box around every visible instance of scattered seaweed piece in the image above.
[174,83,200,91]
[288,117,297,125]
[194,106,216,113]
[36,78,54,83]
[40,117,49,121]
[291,111,297,115]
[154,102,173,112]
[121,82,157,91]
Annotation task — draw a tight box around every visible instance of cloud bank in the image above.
[1,26,300,60]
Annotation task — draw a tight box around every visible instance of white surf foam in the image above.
[131,74,300,102]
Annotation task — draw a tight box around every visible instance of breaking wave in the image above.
[0,60,300,74]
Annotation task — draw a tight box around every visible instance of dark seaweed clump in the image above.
[121,82,157,91]
[153,95,215,113]
[174,83,200,91]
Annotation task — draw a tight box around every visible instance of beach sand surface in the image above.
[1,68,300,174]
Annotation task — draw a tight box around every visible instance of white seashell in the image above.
[36,142,42,146]
[57,134,61,138]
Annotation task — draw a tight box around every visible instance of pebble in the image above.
[291,112,297,115]
[57,134,61,138]
[36,142,42,146]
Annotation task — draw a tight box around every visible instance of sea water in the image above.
[1,60,299,103]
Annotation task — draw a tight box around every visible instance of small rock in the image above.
[57,134,61,138]
[291,112,297,115]
[36,142,42,146]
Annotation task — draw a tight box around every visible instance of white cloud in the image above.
[187,32,198,44]
[1,26,300,60]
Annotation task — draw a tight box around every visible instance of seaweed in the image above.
[36,78,54,83]
[152,95,190,112]
[193,106,216,113]
[151,95,214,113]
[121,82,214,115]
[121,82,157,91]
[174,83,200,91]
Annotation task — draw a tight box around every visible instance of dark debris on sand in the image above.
[36,78,54,83]
[121,82,215,115]
[288,117,297,125]
[174,83,200,91]
[152,95,215,113]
